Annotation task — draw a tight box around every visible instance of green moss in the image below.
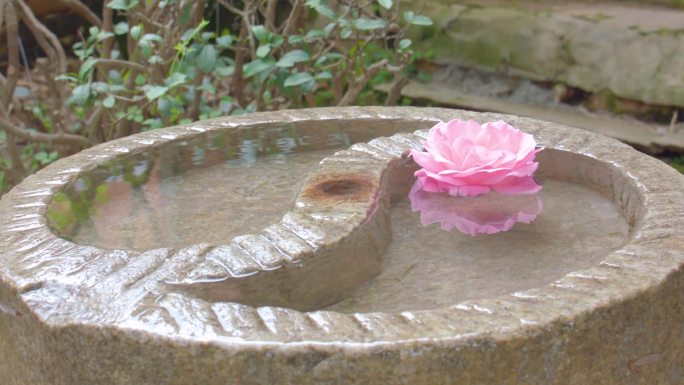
[572,13,612,23]
[667,156,684,174]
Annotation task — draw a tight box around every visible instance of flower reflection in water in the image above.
[409,180,543,236]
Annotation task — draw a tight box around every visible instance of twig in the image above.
[0,116,93,148]
[188,67,203,120]
[337,59,388,106]
[100,0,114,59]
[281,0,304,35]
[14,0,67,74]
[264,0,278,31]
[384,76,408,106]
[62,0,102,28]
[2,1,20,107]
[85,104,104,142]
[231,23,249,108]
[35,58,66,133]
[95,58,147,73]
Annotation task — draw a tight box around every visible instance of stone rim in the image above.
[0,106,682,347]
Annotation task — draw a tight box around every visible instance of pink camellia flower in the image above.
[410,119,542,197]
[408,180,542,236]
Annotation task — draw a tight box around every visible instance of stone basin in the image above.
[1,107,683,384]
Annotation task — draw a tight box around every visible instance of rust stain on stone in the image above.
[300,173,377,202]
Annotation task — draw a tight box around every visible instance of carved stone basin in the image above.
[1,107,683,385]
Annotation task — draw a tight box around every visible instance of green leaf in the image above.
[96,31,115,42]
[399,38,412,50]
[354,19,386,30]
[197,82,216,94]
[140,33,162,44]
[314,56,327,66]
[144,85,168,100]
[284,72,314,87]
[377,0,392,9]
[107,0,127,10]
[411,15,433,26]
[55,74,78,83]
[341,27,352,39]
[216,66,235,77]
[102,95,116,108]
[216,35,233,48]
[326,52,345,61]
[139,43,152,58]
[276,49,310,68]
[143,118,163,130]
[148,55,163,64]
[404,11,432,26]
[243,59,274,78]
[91,82,109,93]
[251,25,269,43]
[197,44,217,72]
[256,45,271,58]
[135,74,147,86]
[315,5,336,20]
[130,25,142,40]
[68,84,91,106]
[262,90,272,105]
[201,32,214,42]
[107,0,138,10]
[114,21,129,35]
[269,35,284,47]
[305,29,326,40]
[79,58,97,82]
[315,71,333,80]
[288,35,304,44]
[164,72,187,88]
[324,22,336,36]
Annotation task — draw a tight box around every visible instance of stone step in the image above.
[376,80,684,153]
[412,0,684,108]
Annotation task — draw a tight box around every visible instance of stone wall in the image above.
[412,2,684,108]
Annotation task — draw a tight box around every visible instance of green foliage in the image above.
[1,0,434,193]
[60,0,432,129]
[667,155,684,174]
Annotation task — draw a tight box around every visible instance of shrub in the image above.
[0,0,432,193]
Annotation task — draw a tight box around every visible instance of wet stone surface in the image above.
[328,179,629,313]
[0,107,683,385]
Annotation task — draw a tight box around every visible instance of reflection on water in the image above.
[47,125,352,249]
[328,179,630,313]
[408,180,543,235]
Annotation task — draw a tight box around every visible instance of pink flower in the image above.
[408,180,542,236]
[410,119,542,197]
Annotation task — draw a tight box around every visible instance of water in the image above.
[46,123,630,311]
[70,149,337,250]
[328,179,629,313]
[47,126,352,250]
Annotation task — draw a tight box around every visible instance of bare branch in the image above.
[188,68,203,120]
[337,59,388,106]
[101,0,114,59]
[2,1,20,107]
[384,76,408,106]
[0,116,93,148]
[265,0,278,31]
[14,0,67,74]
[62,0,102,28]
[95,58,147,73]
